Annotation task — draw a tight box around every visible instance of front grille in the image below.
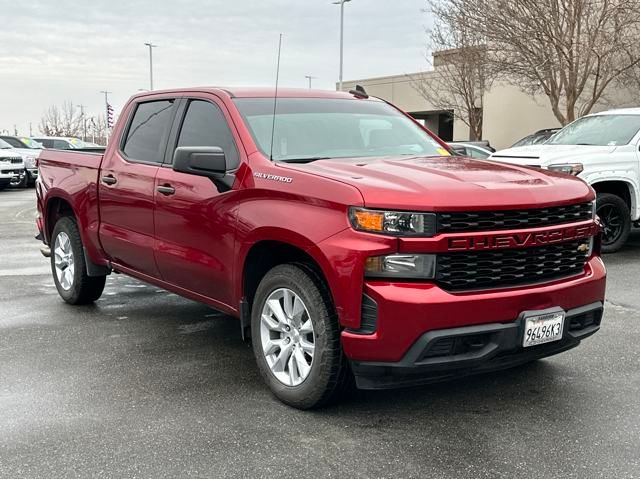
[9,157,22,164]
[437,202,593,233]
[436,240,590,291]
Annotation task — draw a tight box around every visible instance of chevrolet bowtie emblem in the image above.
[577,243,590,253]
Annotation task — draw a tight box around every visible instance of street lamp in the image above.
[144,42,157,90]
[332,0,351,91]
[304,75,317,88]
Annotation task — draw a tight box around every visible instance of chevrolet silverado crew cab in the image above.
[491,108,640,253]
[36,88,606,409]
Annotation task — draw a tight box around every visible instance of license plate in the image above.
[522,311,565,347]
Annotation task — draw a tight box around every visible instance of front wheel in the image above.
[51,216,106,304]
[251,264,350,409]
[596,193,631,253]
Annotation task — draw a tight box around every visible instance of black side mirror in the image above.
[173,146,227,179]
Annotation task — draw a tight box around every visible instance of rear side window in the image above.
[122,100,175,163]
[177,100,239,169]
[53,140,71,149]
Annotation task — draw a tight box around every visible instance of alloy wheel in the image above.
[598,204,624,246]
[260,288,315,387]
[54,232,75,290]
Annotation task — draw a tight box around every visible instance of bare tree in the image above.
[448,0,640,125]
[412,1,492,140]
[39,101,82,136]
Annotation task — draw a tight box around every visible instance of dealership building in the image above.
[341,56,637,150]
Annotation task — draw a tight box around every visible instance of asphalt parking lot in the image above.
[1,188,639,479]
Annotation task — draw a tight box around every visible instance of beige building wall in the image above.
[342,73,638,151]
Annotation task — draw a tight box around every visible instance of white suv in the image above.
[0,149,26,191]
[490,108,640,252]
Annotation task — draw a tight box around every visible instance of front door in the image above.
[99,98,177,278]
[153,97,242,307]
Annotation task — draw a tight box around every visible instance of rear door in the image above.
[153,96,242,307]
[99,98,177,277]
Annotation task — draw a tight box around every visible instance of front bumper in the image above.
[341,255,606,363]
[351,301,603,389]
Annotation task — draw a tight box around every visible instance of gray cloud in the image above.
[0,0,428,134]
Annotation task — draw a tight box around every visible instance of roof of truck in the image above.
[133,87,380,100]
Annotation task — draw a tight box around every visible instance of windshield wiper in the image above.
[277,157,332,164]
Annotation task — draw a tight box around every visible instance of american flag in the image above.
[106,103,114,128]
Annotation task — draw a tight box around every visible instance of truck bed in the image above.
[37,148,105,264]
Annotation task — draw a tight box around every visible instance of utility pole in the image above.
[144,42,157,90]
[304,75,317,89]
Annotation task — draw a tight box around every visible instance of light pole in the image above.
[304,75,317,89]
[333,0,351,91]
[144,42,157,90]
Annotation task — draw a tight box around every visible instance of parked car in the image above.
[31,136,91,150]
[511,128,561,148]
[36,87,605,409]
[0,136,43,186]
[447,142,493,159]
[0,145,25,190]
[491,108,640,252]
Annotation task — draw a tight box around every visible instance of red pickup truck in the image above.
[36,87,606,408]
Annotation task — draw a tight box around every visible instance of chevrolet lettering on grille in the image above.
[447,223,597,251]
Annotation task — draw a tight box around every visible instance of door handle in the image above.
[101,175,117,185]
[157,185,176,196]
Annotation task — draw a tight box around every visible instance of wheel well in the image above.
[243,241,328,308]
[592,181,632,209]
[46,198,75,240]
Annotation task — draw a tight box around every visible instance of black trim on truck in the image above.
[350,301,603,390]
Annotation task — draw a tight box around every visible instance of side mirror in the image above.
[173,146,226,179]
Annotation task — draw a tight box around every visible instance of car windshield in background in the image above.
[0,139,13,149]
[233,98,448,161]
[20,137,43,149]
[548,115,640,146]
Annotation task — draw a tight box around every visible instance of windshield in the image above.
[548,115,640,146]
[19,137,43,149]
[0,139,12,149]
[233,98,449,161]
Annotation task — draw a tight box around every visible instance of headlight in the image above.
[349,207,437,236]
[547,163,583,175]
[24,155,36,168]
[365,254,437,279]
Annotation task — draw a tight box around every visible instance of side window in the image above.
[122,100,175,163]
[54,140,70,149]
[177,100,240,169]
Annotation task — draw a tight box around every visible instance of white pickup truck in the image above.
[490,108,640,253]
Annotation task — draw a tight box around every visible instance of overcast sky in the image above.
[0,0,429,136]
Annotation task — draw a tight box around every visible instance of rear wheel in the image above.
[51,217,106,304]
[251,264,350,409]
[596,193,631,253]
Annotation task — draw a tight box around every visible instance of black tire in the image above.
[596,193,631,253]
[17,171,28,188]
[51,216,106,304]
[0,183,7,191]
[251,264,350,409]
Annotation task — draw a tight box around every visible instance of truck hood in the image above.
[491,144,617,166]
[281,155,593,210]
